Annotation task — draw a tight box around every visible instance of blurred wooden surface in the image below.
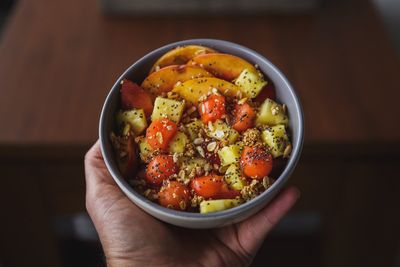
[0,0,399,266]
[0,0,399,144]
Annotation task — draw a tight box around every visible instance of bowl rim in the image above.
[99,38,304,221]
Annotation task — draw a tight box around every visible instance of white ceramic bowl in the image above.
[99,39,304,228]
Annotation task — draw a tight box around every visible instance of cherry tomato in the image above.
[158,181,191,210]
[199,94,226,124]
[241,146,273,179]
[146,118,177,150]
[231,102,256,132]
[254,82,276,103]
[146,155,177,186]
[191,174,240,199]
[120,79,154,117]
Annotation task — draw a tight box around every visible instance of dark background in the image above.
[0,0,399,266]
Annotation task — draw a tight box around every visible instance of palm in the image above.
[85,141,299,267]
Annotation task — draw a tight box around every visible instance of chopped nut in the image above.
[225,116,231,125]
[241,180,262,201]
[207,141,217,151]
[122,124,131,136]
[199,94,207,102]
[262,176,270,189]
[211,87,218,94]
[204,163,212,172]
[179,125,186,132]
[193,137,204,145]
[187,106,197,114]
[110,132,130,159]
[196,146,205,157]
[283,144,292,158]
[173,153,179,163]
[177,169,190,185]
[154,65,160,72]
[215,130,225,138]
[167,91,180,99]
[191,194,204,207]
[208,121,214,131]
[184,143,196,157]
[238,97,248,105]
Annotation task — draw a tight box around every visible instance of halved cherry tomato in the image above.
[158,181,191,210]
[120,79,154,117]
[146,118,177,150]
[231,102,256,132]
[191,174,240,199]
[254,82,276,103]
[198,94,226,124]
[241,146,273,179]
[146,155,177,186]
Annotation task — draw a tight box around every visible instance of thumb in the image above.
[237,186,300,254]
[84,140,116,188]
[84,140,127,216]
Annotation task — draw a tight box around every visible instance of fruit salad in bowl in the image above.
[110,45,292,214]
[99,39,303,228]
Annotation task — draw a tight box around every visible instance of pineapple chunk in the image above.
[261,125,290,158]
[168,131,188,154]
[200,199,241,214]
[218,144,241,166]
[235,69,267,98]
[224,164,247,190]
[138,138,153,159]
[185,119,204,141]
[151,96,185,123]
[116,109,147,135]
[256,98,288,126]
[207,120,239,144]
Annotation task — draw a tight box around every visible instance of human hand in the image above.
[85,140,300,267]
